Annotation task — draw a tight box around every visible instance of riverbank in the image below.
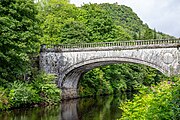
[120,76,180,120]
[1,76,179,120]
[0,72,61,111]
[0,94,130,120]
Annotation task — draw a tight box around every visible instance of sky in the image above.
[70,0,180,38]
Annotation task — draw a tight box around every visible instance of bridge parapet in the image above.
[41,39,180,52]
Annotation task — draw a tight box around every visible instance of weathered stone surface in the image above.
[40,42,180,99]
[62,88,79,100]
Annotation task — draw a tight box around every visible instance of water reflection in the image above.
[0,93,133,120]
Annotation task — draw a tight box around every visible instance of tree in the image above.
[60,20,89,44]
[153,28,157,39]
[0,0,40,84]
[37,0,82,44]
[81,3,121,42]
[144,27,154,39]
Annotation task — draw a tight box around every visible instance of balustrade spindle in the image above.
[90,43,93,48]
[126,41,129,46]
[147,41,149,45]
[117,42,119,46]
[146,40,149,45]
[125,42,128,46]
[156,40,158,44]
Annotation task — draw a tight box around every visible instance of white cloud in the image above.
[70,0,180,37]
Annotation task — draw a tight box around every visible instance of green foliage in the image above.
[79,64,163,97]
[32,72,61,103]
[0,87,9,110]
[144,27,154,40]
[81,3,130,42]
[120,77,180,120]
[9,81,40,107]
[0,0,40,83]
[79,68,113,97]
[37,0,83,44]
[171,77,180,119]
[0,73,61,110]
[60,20,89,44]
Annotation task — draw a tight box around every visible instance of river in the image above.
[0,93,133,120]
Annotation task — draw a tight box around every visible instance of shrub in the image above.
[32,72,61,104]
[119,77,180,120]
[171,77,180,119]
[8,81,40,108]
[0,72,61,110]
[0,87,10,110]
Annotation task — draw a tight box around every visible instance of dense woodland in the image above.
[0,0,179,119]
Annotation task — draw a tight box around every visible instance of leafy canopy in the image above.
[0,0,40,83]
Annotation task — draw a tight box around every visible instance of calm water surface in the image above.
[0,93,133,120]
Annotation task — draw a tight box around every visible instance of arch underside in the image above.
[60,57,169,89]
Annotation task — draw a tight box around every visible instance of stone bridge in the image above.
[40,39,180,99]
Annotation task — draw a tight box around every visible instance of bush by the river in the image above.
[120,77,180,120]
[0,73,61,110]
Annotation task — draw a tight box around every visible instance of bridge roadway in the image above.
[40,39,180,99]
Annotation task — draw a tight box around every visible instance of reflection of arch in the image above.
[61,57,168,89]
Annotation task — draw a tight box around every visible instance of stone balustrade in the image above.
[41,39,180,51]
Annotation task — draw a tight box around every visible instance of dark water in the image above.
[0,93,133,120]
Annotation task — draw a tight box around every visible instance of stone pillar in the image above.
[61,88,79,100]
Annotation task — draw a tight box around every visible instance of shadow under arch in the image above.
[61,57,168,89]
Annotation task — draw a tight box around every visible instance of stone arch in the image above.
[61,57,167,87]
[60,57,169,99]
